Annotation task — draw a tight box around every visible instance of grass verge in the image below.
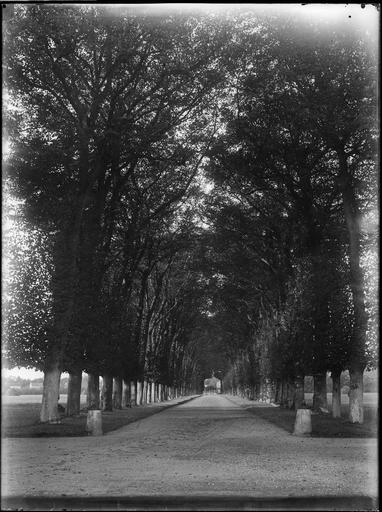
[1,398,196,438]
[244,404,378,438]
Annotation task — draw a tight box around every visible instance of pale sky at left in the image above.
[3,367,44,379]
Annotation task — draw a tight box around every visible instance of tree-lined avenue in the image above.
[3,4,378,428]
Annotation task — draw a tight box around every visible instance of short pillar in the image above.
[86,410,103,436]
[293,408,312,436]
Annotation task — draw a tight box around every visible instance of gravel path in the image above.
[2,394,377,498]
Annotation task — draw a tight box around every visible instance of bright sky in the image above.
[3,367,45,379]
[3,367,72,380]
[99,3,380,40]
[120,3,379,29]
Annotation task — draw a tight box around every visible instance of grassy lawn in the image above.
[245,404,378,438]
[1,402,182,438]
[2,395,378,439]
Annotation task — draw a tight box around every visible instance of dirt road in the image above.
[2,394,377,499]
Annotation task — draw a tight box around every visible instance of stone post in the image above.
[293,409,312,436]
[86,410,103,436]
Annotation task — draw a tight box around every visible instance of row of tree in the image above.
[4,6,378,424]
[4,5,232,421]
[202,15,378,422]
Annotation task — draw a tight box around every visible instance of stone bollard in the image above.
[86,410,103,436]
[293,408,312,436]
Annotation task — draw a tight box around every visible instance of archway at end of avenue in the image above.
[203,374,222,395]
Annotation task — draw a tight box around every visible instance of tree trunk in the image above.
[136,381,142,405]
[43,212,87,423]
[286,380,295,409]
[146,382,150,403]
[66,369,82,416]
[158,383,162,402]
[274,380,282,404]
[113,377,122,409]
[99,380,103,409]
[102,374,113,411]
[261,378,273,402]
[313,373,328,411]
[337,148,368,421]
[146,382,151,404]
[149,381,153,403]
[259,381,264,401]
[87,373,100,410]
[278,380,283,403]
[348,365,364,423]
[281,380,289,407]
[331,369,342,418]
[130,381,136,406]
[268,380,276,403]
[142,380,148,404]
[277,380,283,405]
[151,382,156,403]
[40,362,61,423]
[294,376,305,410]
[122,379,130,407]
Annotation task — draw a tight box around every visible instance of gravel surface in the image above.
[2,394,377,498]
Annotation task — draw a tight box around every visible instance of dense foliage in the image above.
[4,5,378,422]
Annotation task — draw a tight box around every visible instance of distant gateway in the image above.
[203,376,222,394]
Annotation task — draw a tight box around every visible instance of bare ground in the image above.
[1,394,377,500]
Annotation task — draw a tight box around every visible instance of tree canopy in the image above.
[3,4,378,423]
